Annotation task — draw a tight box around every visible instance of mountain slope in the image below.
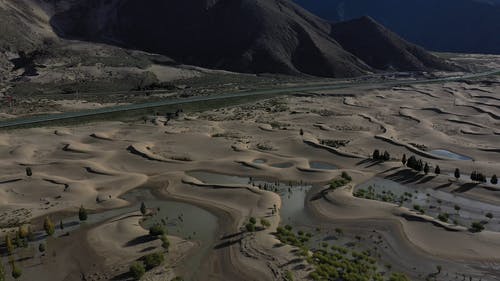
[49,0,371,77]
[294,0,500,55]
[1,0,460,80]
[330,17,458,72]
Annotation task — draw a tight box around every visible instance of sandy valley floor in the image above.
[0,75,500,281]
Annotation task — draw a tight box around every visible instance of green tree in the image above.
[491,174,498,185]
[79,205,88,221]
[434,165,441,175]
[160,235,170,250]
[260,218,271,228]
[140,202,147,216]
[39,243,46,253]
[249,217,257,225]
[25,167,32,177]
[245,223,256,232]
[10,263,21,280]
[424,163,430,175]
[372,149,380,160]
[44,217,55,236]
[129,262,145,280]
[5,235,13,255]
[436,265,442,274]
[60,220,64,230]
[383,151,390,161]
[0,261,5,281]
[401,154,407,166]
[454,168,461,180]
[470,222,485,233]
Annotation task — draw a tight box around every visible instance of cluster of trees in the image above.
[402,154,439,175]
[454,169,498,185]
[372,149,391,161]
[2,224,39,279]
[401,154,498,185]
[470,171,487,183]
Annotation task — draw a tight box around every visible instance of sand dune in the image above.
[1,77,500,280]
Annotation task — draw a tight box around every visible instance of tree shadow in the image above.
[355,158,373,166]
[280,258,303,267]
[140,246,157,252]
[385,169,425,184]
[111,271,133,281]
[220,231,244,240]
[417,175,436,184]
[213,237,242,250]
[433,182,453,190]
[453,182,479,193]
[125,235,156,247]
[381,166,400,174]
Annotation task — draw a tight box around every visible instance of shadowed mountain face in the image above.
[330,17,458,72]
[1,0,459,78]
[294,0,500,55]
[50,0,370,77]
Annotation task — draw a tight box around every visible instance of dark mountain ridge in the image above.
[1,0,460,79]
[330,16,457,71]
[294,0,500,55]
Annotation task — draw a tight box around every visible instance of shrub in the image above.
[44,217,55,236]
[149,224,166,236]
[79,206,88,221]
[438,213,449,223]
[245,223,256,232]
[389,272,410,281]
[140,202,147,215]
[39,243,46,253]
[129,262,145,280]
[341,171,352,181]
[249,217,257,225]
[260,218,271,228]
[143,252,164,269]
[160,235,170,250]
[470,222,485,233]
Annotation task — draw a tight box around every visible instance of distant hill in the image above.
[294,0,500,54]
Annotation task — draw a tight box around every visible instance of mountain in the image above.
[294,0,500,55]
[1,0,459,81]
[330,17,457,71]
[49,0,371,78]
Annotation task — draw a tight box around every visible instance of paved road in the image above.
[1,69,498,129]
